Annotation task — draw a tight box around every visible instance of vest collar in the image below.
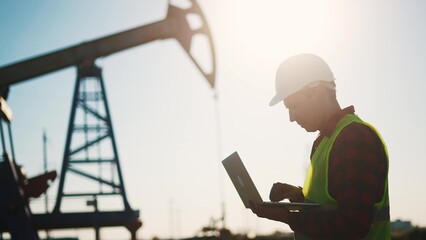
[320,106,355,137]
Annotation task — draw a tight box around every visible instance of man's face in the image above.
[283,88,324,132]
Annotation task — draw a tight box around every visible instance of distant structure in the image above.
[0,0,216,239]
[391,219,426,240]
[391,219,413,231]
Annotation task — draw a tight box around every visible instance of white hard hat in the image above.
[269,53,335,106]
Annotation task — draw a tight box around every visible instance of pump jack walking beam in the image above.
[0,1,216,89]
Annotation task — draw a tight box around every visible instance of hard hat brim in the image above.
[269,92,287,106]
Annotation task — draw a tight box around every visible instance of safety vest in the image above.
[301,114,390,240]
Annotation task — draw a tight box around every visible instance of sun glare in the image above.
[218,1,336,94]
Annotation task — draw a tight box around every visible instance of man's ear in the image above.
[304,86,321,101]
[312,86,329,102]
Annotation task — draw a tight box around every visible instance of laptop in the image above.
[222,151,319,211]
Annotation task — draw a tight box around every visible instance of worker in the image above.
[249,53,390,239]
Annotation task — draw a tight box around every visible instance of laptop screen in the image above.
[222,151,263,208]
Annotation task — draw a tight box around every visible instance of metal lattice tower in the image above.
[53,61,132,214]
[0,2,215,238]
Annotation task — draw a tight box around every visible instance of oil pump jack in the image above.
[0,1,216,239]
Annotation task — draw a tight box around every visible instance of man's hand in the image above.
[269,183,304,202]
[249,201,290,223]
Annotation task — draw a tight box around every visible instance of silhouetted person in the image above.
[250,53,390,239]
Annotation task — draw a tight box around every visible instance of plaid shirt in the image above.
[288,106,388,239]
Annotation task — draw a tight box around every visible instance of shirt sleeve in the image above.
[287,122,388,239]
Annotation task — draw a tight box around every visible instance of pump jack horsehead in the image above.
[0,1,216,239]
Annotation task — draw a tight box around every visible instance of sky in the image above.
[1,0,426,239]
